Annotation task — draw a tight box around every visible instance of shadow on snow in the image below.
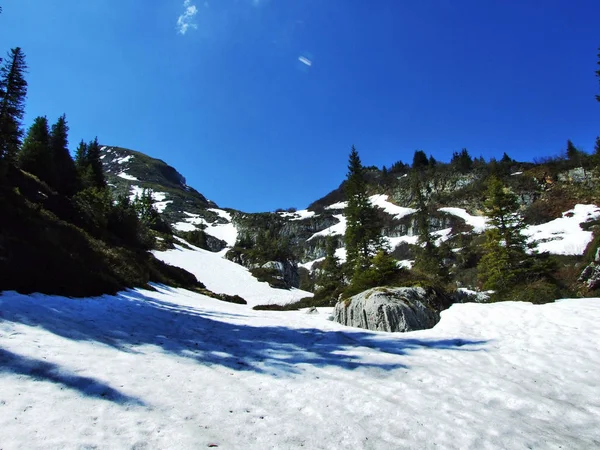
[0,348,145,405]
[0,287,488,377]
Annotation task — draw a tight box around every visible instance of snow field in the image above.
[1,287,599,449]
[154,241,311,306]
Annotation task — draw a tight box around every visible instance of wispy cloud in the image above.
[298,56,312,67]
[177,0,198,35]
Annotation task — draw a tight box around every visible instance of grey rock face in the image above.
[261,260,300,288]
[333,287,444,333]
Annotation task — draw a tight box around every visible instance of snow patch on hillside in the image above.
[154,241,311,306]
[308,215,347,241]
[277,209,316,220]
[116,155,134,164]
[524,204,600,255]
[370,194,416,219]
[129,186,173,213]
[326,201,347,210]
[439,207,489,233]
[117,172,138,181]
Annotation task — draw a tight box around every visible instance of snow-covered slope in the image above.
[154,240,311,306]
[1,287,599,449]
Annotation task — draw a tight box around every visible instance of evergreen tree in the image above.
[412,150,429,171]
[75,139,87,168]
[49,114,79,195]
[477,176,529,292]
[566,140,578,161]
[77,137,106,189]
[134,188,171,233]
[451,148,473,173]
[0,47,28,166]
[18,116,51,181]
[412,184,448,280]
[500,152,513,164]
[316,236,344,294]
[428,155,437,168]
[344,146,384,275]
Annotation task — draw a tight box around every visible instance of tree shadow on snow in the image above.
[0,348,145,405]
[0,288,488,377]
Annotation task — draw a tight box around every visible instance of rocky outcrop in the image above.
[579,247,600,291]
[334,287,449,333]
[260,260,300,289]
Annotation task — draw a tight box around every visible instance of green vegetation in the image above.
[0,42,203,297]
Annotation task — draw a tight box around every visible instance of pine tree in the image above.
[566,140,578,161]
[18,116,51,181]
[478,176,529,292]
[82,137,106,189]
[412,150,429,171]
[344,146,384,275]
[451,148,473,173]
[0,47,28,166]
[49,114,79,195]
[412,184,448,280]
[316,236,343,294]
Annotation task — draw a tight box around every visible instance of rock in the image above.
[261,260,300,289]
[579,246,600,291]
[204,234,227,252]
[334,287,449,333]
[306,306,319,314]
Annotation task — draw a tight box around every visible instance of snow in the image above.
[175,210,238,246]
[397,259,414,269]
[208,208,233,222]
[511,171,523,176]
[439,207,489,233]
[433,227,453,245]
[173,222,198,232]
[523,204,600,255]
[129,186,172,213]
[1,286,599,449]
[324,196,415,221]
[369,194,416,220]
[117,172,139,181]
[386,235,419,249]
[153,201,172,213]
[205,222,238,247]
[277,209,316,221]
[154,241,311,306]
[308,214,347,241]
[116,155,134,164]
[335,247,347,263]
[326,201,347,210]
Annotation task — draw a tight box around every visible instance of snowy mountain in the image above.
[100,145,600,299]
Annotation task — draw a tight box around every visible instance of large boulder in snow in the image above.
[334,287,449,333]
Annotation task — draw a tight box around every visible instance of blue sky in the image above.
[1,0,599,212]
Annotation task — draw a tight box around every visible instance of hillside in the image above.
[100,145,600,302]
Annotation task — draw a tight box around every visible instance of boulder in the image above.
[334,287,447,333]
